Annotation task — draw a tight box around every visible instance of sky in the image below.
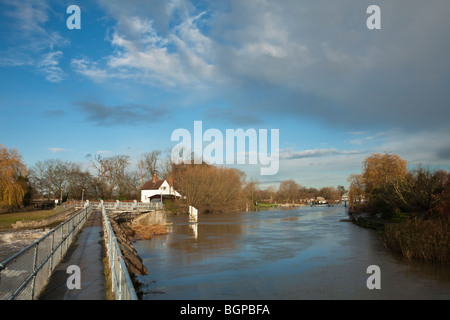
[1,0,450,189]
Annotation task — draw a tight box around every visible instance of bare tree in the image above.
[91,154,131,199]
[137,151,161,186]
[29,160,50,201]
[45,159,70,203]
[64,163,95,200]
[243,178,260,204]
[319,186,341,203]
[278,179,300,203]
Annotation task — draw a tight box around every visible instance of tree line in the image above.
[347,152,450,264]
[0,144,347,213]
[28,151,166,204]
[347,152,449,221]
[243,179,346,205]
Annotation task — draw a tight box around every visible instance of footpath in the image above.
[39,210,106,300]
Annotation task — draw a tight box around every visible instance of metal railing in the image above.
[101,206,138,300]
[69,200,163,211]
[0,206,93,300]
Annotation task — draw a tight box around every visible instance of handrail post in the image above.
[31,243,39,300]
[49,230,55,276]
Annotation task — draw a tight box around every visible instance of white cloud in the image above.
[69,0,450,171]
[38,51,64,82]
[71,58,110,82]
[48,147,71,153]
[347,131,392,145]
[2,0,69,82]
[73,2,220,89]
[0,50,34,67]
[377,129,450,167]
[280,148,362,160]
[263,149,370,189]
[4,0,49,36]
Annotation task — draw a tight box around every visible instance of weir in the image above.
[0,202,146,300]
[0,206,93,300]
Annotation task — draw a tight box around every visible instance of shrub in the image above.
[129,223,168,240]
[382,218,450,264]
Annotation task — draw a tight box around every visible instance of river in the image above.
[133,205,450,300]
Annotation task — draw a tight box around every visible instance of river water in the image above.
[134,205,450,300]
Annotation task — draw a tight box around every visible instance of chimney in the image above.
[168,175,173,186]
[153,174,158,183]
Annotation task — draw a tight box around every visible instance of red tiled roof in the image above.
[141,180,165,190]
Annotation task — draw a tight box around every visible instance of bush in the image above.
[129,224,168,240]
[163,200,178,214]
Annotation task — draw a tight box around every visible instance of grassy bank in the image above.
[381,218,450,265]
[125,223,168,240]
[0,207,65,230]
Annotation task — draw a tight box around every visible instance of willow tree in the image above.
[171,162,246,214]
[348,153,408,205]
[362,153,408,195]
[0,145,28,207]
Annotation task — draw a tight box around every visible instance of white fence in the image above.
[0,206,93,300]
[189,205,198,222]
[69,200,163,211]
[101,206,138,300]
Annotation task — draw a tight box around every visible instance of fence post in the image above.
[49,230,55,276]
[31,243,39,300]
[119,260,122,300]
[60,223,64,261]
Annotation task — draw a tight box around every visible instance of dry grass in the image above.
[128,223,168,240]
[0,207,65,229]
[382,218,450,264]
[102,256,115,300]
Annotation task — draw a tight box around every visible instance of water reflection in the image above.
[134,205,450,300]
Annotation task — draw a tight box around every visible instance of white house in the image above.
[141,174,182,203]
[341,192,349,202]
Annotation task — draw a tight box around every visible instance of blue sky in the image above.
[1,0,450,189]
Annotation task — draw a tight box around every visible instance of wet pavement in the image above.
[39,210,106,300]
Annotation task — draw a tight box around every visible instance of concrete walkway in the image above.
[39,210,106,300]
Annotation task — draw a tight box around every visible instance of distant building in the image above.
[141,174,182,203]
[341,192,349,202]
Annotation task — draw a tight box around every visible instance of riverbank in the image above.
[0,229,48,261]
[351,214,391,230]
[0,206,71,230]
[382,218,450,265]
[350,211,450,265]
[0,207,79,261]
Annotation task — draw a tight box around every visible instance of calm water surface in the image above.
[134,205,450,300]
